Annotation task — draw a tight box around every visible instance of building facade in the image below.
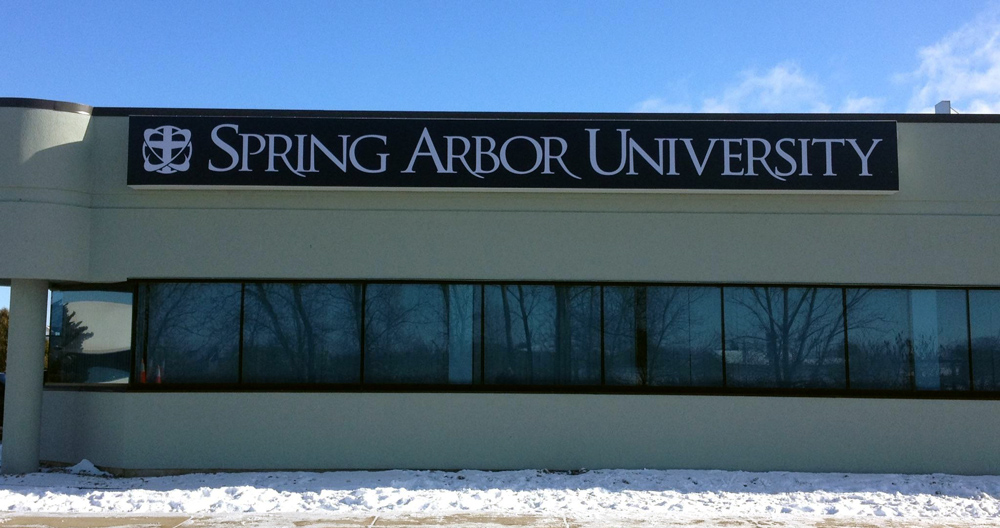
[2,97,999,475]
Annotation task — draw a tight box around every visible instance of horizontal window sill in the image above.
[42,383,1000,400]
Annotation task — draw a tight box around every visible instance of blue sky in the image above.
[3,0,1000,309]
[3,1,1000,114]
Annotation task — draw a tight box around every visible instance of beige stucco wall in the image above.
[2,106,999,286]
[4,102,1000,474]
[0,107,92,281]
[39,390,1000,474]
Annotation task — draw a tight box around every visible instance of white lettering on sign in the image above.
[209,124,389,175]
[586,130,882,181]
[403,128,581,179]
[202,123,886,182]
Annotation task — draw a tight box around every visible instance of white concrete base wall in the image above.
[39,390,1000,475]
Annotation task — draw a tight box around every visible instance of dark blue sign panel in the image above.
[128,115,898,192]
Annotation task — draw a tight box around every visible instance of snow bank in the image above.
[63,460,111,477]
[0,467,998,522]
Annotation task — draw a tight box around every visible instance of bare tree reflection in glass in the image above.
[604,286,722,386]
[136,283,241,383]
[242,283,362,384]
[724,287,847,389]
[365,284,475,384]
[485,285,599,385]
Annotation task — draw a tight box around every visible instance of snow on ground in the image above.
[0,464,999,524]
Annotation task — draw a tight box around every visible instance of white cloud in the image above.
[908,8,1000,113]
[634,63,838,114]
[634,8,1000,115]
[700,63,831,113]
[840,96,885,113]
[631,98,694,113]
[630,62,897,115]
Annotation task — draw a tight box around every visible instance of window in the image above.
[484,285,600,385]
[970,290,1000,391]
[242,283,362,384]
[847,289,969,391]
[605,286,722,386]
[48,288,133,384]
[364,284,477,384]
[112,281,998,397]
[134,283,241,384]
[724,287,845,389]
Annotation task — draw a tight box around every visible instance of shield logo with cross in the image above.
[142,126,193,174]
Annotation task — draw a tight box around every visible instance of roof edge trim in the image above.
[0,97,93,115]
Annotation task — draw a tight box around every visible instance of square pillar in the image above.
[2,279,48,474]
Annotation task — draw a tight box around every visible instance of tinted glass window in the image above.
[472,284,483,383]
[605,286,723,386]
[120,280,988,395]
[560,286,601,385]
[847,289,969,390]
[364,284,476,384]
[913,290,969,390]
[242,283,362,384]
[724,287,845,389]
[484,285,601,385]
[971,290,1000,391]
[48,289,133,384]
[135,283,241,384]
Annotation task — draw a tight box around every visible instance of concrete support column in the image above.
[1,279,48,474]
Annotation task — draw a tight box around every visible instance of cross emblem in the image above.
[143,126,192,174]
